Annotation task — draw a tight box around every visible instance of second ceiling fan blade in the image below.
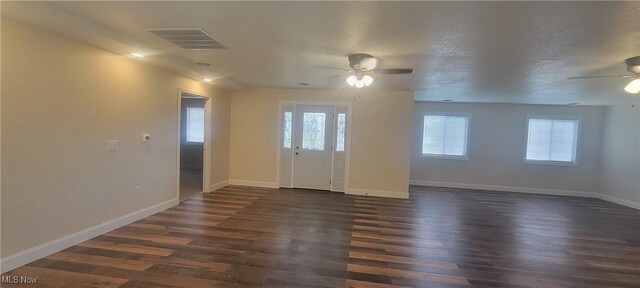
[315,65,351,72]
[567,75,631,80]
[376,68,413,74]
[327,73,351,79]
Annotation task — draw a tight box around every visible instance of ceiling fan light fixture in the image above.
[346,75,357,86]
[346,75,373,88]
[624,78,640,94]
[363,75,374,86]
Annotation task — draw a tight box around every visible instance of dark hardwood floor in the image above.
[3,185,639,287]
[179,169,203,201]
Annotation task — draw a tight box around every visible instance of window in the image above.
[422,114,469,158]
[186,107,204,143]
[302,112,325,150]
[336,113,346,152]
[283,111,292,149]
[526,118,578,164]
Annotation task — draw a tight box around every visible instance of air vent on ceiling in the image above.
[147,28,225,50]
[195,61,213,68]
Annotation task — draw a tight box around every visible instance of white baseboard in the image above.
[409,180,594,198]
[347,188,409,199]
[0,198,178,273]
[410,180,640,210]
[594,193,640,209]
[207,180,229,192]
[228,179,278,189]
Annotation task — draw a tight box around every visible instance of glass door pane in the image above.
[302,112,326,150]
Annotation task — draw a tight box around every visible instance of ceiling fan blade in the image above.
[567,75,631,80]
[376,68,413,74]
[315,65,351,72]
[327,73,351,79]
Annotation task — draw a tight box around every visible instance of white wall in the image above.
[410,102,605,196]
[230,88,414,198]
[599,98,640,208]
[1,18,231,266]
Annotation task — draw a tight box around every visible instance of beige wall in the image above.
[209,86,232,186]
[599,98,640,206]
[411,102,605,195]
[1,18,231,257]
[230,89,414,197]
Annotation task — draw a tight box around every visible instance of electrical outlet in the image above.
[141,134,151,142]
[107,140,118,151]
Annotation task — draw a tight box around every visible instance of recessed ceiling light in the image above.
[203,78,212,82]
[130,53,144,58]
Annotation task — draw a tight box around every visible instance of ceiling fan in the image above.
[329,53,413,88]
[567,56,640,94]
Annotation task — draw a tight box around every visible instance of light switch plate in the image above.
[141,134,151,142]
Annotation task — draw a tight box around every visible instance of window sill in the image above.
[524,160,577,167]
[420,154,468,161]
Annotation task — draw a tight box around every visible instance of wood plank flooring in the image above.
[179,169,203,201]
[3,185,639,287]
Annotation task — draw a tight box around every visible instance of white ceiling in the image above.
[2,1,639,105]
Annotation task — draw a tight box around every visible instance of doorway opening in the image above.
[278,103,351,192]
[179,92,208,201]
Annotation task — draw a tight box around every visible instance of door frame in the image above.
[177,88,213,201]
[276,100,352,192]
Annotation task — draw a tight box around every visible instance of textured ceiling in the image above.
[2,1,639,105]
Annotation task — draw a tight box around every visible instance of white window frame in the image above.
[420,112,470,160]
[524,116,580,167]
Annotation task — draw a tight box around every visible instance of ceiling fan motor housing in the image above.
[348,53,375,71]
[626,56,640,75]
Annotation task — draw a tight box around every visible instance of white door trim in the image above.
[276,100,352,192]
[177,88,212,200]
[330,105,337,191]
